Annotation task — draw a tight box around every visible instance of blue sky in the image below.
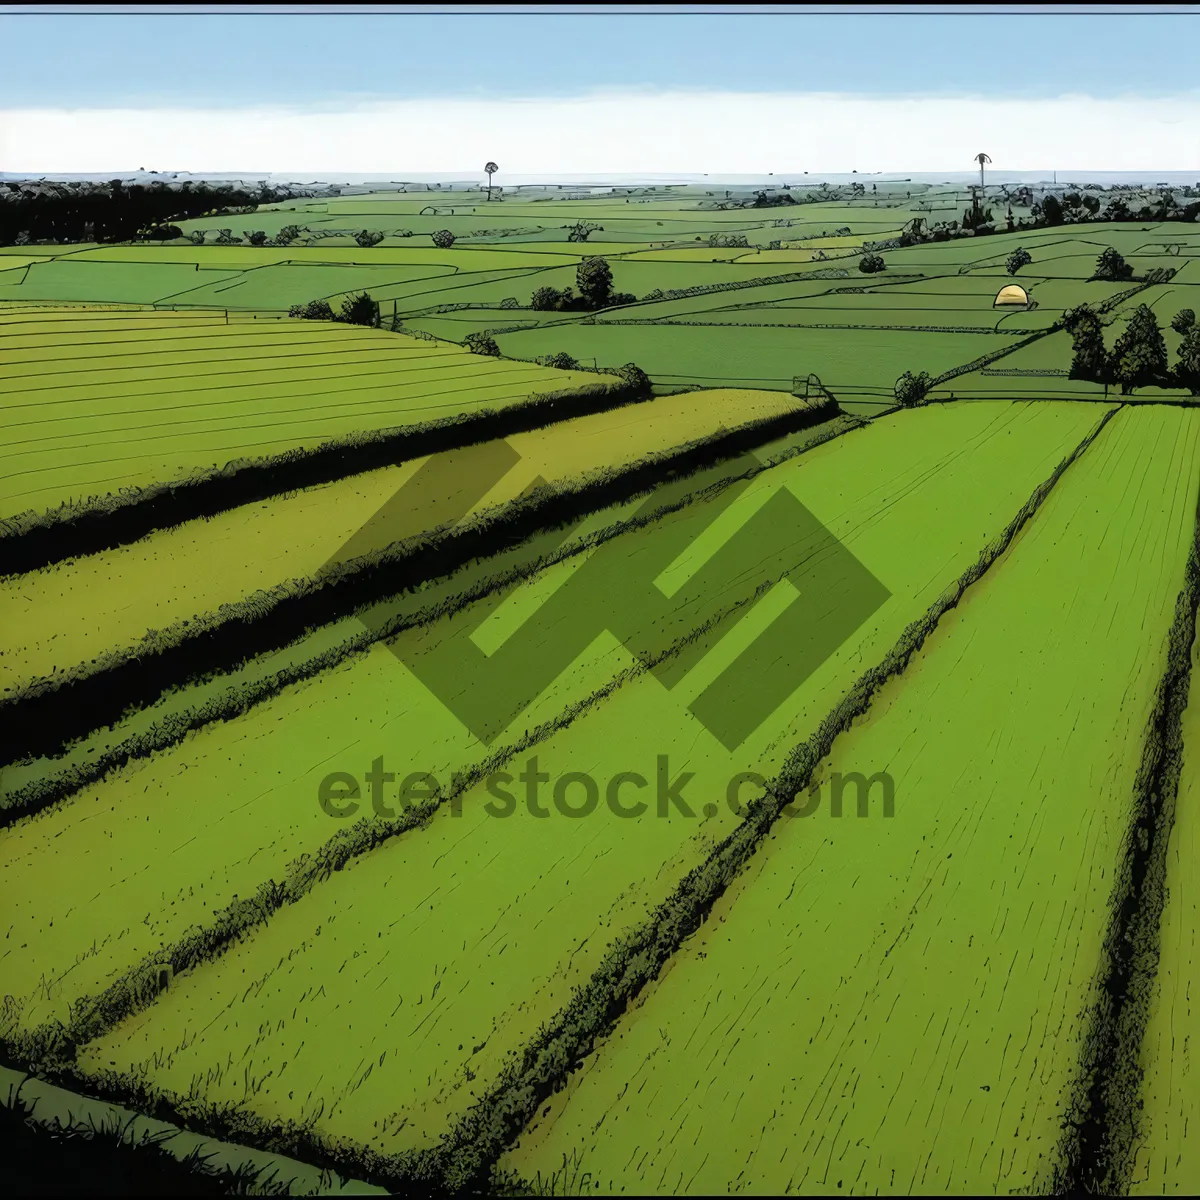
[1,4,1196,108]
[2,5,1197,174]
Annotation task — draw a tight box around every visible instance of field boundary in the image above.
[0,1064,379,1198]
[980,367,1071,376]
[0,372,651,574]
[1054,477,1200,1195]
[594,317,1030,334]
[0,399,840,768]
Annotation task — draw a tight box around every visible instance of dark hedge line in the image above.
[0,399,840,769]
[0,375,651,574]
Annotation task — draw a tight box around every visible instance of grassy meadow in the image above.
[3,180,1200,1195]
[499,406,1200,1195]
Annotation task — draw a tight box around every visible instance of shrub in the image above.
[859,253,886,274]
[894,370,932,407]
[187,230,206,246]
[566,221,602,242]
[531,285,573,311]
[1006,247,1032,275]
[431,229,456,248]
[464,331,500,356]
[214,229,239,245]
[276,224,302,243]
[355,229,384,248]
[537,351,580,370]
[288,299,335,321]
[1093,247,1133,282]
[708,233,750,249]
[499,297,520,309]
[617,362,651,394]
[1170,309,1196,334]
[606,292,637,307]
[339,291,380,327]
[143,224,182,240]
[642,289,664,302]
[243,230,268,246]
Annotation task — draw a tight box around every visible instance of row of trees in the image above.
[1066,304,1199,394]
[894,305,1199,407]
[1035,190,1200,226]
[0,179,316,245]
[193,224,307,247]
[896,193,1198,254]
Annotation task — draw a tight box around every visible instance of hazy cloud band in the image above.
[2,90,1198,174]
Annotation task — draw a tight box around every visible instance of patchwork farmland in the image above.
[3,180,1200,1196]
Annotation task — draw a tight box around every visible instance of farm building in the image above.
[993,283,1031,307]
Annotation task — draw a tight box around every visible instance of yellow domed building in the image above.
[993,283,1031,308]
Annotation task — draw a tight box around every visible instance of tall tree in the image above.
[484,161,498,202]
[974,152,992,199]
[576,256,614,309]
[1041,194,1064,226]
[1176,326,1200,395]
[1063,305,1108,384]
[1093,247,1133,281]
[1110,304,1168,394]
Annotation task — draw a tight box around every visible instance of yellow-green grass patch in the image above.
[0,389,819,696]
[0,309,604,523]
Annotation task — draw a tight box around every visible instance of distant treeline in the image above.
[0,179,321,245]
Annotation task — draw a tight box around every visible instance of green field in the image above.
[4,183,1200,1195]
[499,405,1200,1195]
[0,307,605,523]
[3,402,1100,1140]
